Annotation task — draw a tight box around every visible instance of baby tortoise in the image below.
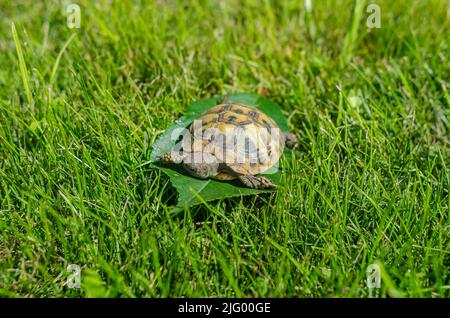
[159,99,297,189]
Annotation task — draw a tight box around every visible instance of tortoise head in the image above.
[159,150,220,179]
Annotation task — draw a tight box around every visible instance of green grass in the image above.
[0,0,449,297]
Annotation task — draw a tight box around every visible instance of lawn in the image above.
[0,0,448,297]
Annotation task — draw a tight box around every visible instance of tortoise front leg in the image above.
[158,151,186,164]
[238,175,276,189]
[284,132,298,148]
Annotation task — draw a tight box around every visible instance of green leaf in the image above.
[149,93,289,212]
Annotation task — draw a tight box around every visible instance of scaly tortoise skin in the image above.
[159,99,297,189]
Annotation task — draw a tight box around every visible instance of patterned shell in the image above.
[187,103,285,180]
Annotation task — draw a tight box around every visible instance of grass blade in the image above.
[50,33,77,86]
[11,22,33,108]
[341,0,367,64]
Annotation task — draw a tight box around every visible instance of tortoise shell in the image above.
[185,102,285,180]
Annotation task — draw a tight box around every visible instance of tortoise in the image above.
[158,98,297,189]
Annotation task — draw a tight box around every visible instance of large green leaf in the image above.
[149,93,289,211]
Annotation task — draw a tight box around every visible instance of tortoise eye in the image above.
[174,134,183,144]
